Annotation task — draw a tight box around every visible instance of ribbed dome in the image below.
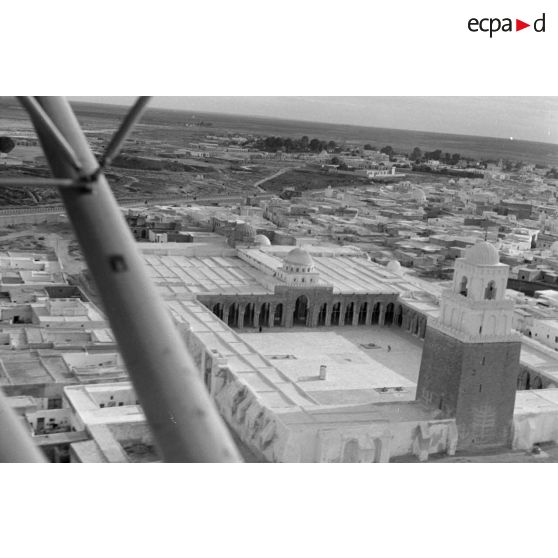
[285,247,313,266]
[386,260,402,274]
[235,221,256,239]
[254,234,271,246]
[464,241,499,266]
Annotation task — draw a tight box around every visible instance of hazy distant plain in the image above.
[76,102,558,166]
[1,98,557,166]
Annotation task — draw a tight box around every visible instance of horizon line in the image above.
[69,98,558,149]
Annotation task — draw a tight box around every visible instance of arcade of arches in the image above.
[201,292,428,340]
[517,366,557,391]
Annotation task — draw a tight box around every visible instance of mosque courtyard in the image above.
[239,324,424,406]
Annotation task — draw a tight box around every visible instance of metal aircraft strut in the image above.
[0,97,241,463]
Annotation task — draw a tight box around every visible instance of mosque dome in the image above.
[464,241,499,266]
[234,221,256,240]
[386,260,402,274]
[550,241,558,256]
[412,188,426,202]
[254,234,271,246]
[284,247,314,267]
[279,247,319,285]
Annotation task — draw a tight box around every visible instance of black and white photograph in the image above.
[2,2,557,557]
[1,96,557,464]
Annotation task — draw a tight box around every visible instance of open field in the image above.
[0,221,84,269]
[262,168,371,193]
[0,98,272,206]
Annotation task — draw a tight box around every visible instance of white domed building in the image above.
[386,260,403,275]
[463,241,500,267]
[276,247,320,286]
[411,188,427,205]
[254,234,271,247]
[229,221,257,247]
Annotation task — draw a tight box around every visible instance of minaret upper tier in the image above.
[432,242,520,343]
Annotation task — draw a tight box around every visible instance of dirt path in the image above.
[253,166,298,192]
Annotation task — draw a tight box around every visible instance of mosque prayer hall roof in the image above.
[143,253,278,296]
[142,245,422,298]
[312,256,405,294]
[243,247,414,295]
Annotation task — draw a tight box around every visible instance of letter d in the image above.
[534,13,545,32]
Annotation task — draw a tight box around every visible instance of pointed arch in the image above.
[485,280,497,300]
[460,276,468,297]
[259,303,270,327]
[342,439,360,463]
[384,303,395,325]
[293,295,309,326]
[331,302,341,326]
[358,303,367,325]
[518,369,530,390]
[228,303,238,328]
[317,302,327,326]
[532,375,543,390]
[395,305,403,327]
[344,302,354,325]
[371,302,381,325]
[273,303,283,327]
[244,304,255,328]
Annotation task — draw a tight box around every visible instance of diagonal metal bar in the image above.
[25,96,240,463]
[0,390,46,463]
[99,96,152,168]
[17,97,84,173]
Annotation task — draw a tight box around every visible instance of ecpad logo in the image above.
[468,13,546,37]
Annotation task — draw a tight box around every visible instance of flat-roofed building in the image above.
[0,251,64,286]
[64,383,159,463]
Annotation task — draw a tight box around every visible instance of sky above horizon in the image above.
[69,97,558,144]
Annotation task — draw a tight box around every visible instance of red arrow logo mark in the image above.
[516,19,530,31]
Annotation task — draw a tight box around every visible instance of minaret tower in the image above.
[416,241,521,450]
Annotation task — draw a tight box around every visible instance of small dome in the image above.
[235,221,256,239]
[412,188,426,202]
[254,234,271,246]
[386,260,402,274]
[551,241,558,256]
[464,241,499,266]
[285,247,313,267]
